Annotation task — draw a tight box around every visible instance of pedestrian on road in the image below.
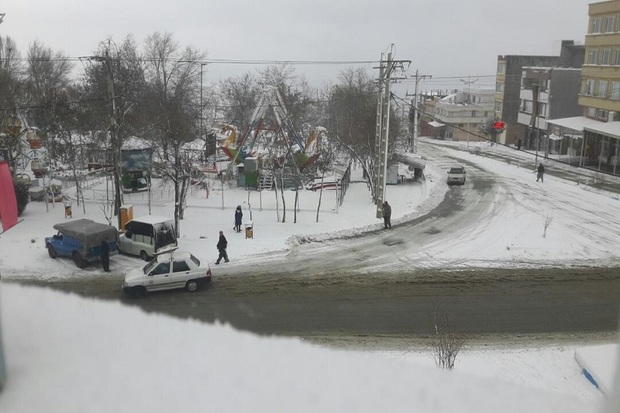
[517,139,522,150]
[536,163,545,183]
[100,240,110,272]
[234,205,243,233]
[216,230,229,264]
[382,201,392,229]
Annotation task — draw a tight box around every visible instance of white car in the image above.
[447,165,466,185]
[122,249,212,297]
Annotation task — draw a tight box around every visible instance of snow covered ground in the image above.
[0,138,618,411]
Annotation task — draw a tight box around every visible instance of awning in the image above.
[548,133,562,141]
[428,121,445,128]
[584,121,620,140]
[546,116,603,131]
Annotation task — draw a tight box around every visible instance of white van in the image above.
[118,216,177,260]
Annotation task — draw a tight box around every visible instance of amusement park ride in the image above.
[218,87,324,171]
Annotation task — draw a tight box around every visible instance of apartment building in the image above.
[421,89,494,142]
[518,67,582,153]
[495,41,584,146]
[549,0,620,174]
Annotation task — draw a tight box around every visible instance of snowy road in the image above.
[223,141,620,277]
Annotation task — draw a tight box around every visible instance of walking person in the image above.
[215,230,229,264]
[234,205,243,233]
[536,163,545,183]
[382,201,392,229]
[100,240,110,272]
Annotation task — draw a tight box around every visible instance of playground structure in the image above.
[218,88,323,171]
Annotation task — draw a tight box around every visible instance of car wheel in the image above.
[47,245,57,259]
[185,280,199,292]
[72,252,86,268]
[133,286,147,298]
[140,250,149,261]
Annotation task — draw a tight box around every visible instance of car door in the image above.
[171,259,192,289]
[145,262,172,291]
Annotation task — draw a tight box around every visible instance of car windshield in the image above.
[143,259,159,274]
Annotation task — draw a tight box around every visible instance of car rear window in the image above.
[449,168,464,173]
[173,260,191,272]
[190,254,200,266]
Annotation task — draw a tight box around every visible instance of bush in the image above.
[13,180,30,216]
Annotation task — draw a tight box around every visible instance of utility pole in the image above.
[406,69,431,153]
[373,46,410,219]
[531,82,540,168]
[460,76,478,149]
[91,49,123,228]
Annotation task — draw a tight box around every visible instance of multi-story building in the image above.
[549,0,620,175]
[518,67,583,152]
[421,89,494,142]
[495,40,584,146]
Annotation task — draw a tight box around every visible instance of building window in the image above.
[599,109,609,121]
[585,79,596,95]
[612,81,620,100]
[615,49,620,65]
[494,101,502,112]
[588,49,599,64]
[602,49,612,65]
[496,82,504,93]
[538,103,547,118]
[592,17,602,33]
[520,100,533,114]
[587,107,597,118]
[471,111,476,117]
[597,80,608,97]
[605,16,615,32]
[497,62,506,75]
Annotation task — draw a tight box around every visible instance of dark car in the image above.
[45,219,119,268]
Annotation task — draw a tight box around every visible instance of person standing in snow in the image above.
[216,231,229,264]
[234,205,243,233]
[536,163,545,183]
[382,201,392,229]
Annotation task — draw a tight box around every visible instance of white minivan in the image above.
[118,216,177,260]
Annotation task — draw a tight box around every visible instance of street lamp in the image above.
[460,76,478,149]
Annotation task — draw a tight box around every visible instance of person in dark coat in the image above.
[382,201,392,229]
[100,240,110,272]
[536,163,545,183]
[216,231,229,264]
[517,139,522,150]
[234,205,243,233]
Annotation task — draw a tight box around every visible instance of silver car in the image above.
[447,165,466,185]
[123,249,212,297]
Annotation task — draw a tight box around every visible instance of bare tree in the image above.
[141,32,206,234]
[431,302,466,370]
[0,36,25,173]
[218,72,260,129]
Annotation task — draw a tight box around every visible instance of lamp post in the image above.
[460,76,478,149]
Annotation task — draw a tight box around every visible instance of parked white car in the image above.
[118,216,177,261]
[122,249,212,297]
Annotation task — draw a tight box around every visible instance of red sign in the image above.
[493,121,505,130]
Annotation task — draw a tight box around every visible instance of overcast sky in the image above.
[1,0,592,95]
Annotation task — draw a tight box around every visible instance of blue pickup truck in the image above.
[45,219,119,268]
